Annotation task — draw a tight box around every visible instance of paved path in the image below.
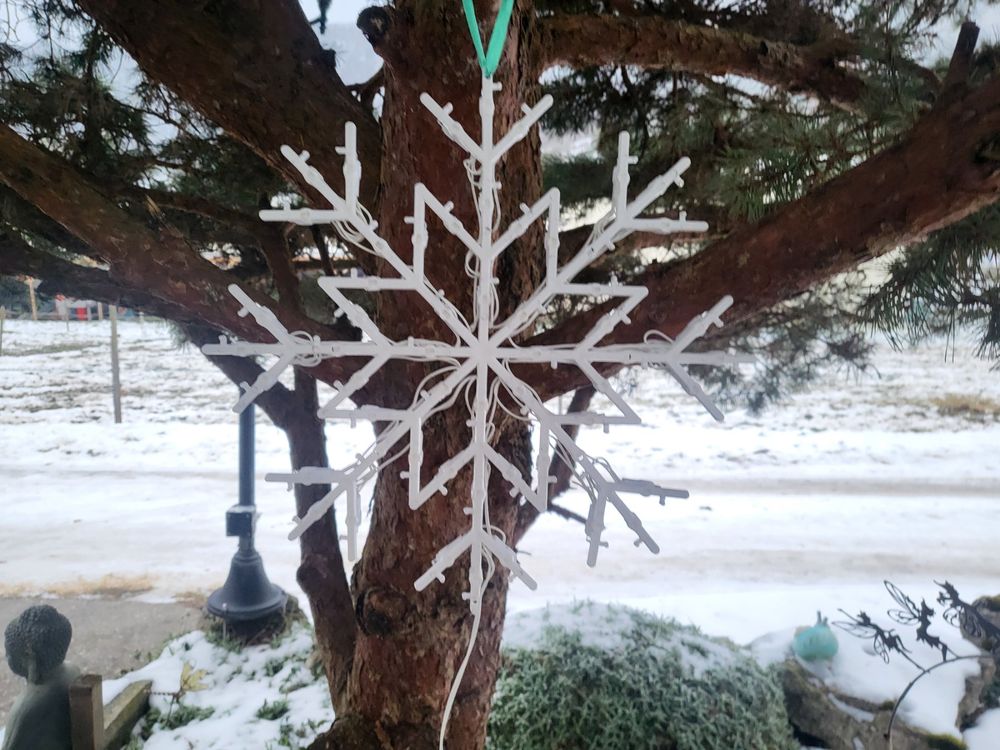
[0,597,200,726]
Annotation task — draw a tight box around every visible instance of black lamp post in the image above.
[207,403,287,622]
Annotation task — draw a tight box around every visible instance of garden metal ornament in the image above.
[203,4,747,742]
[835,580,1000,743]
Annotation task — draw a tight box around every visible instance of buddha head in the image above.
[3,605,72,685]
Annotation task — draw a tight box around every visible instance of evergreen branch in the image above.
[0,123,370,395]
[860,204,1000,361]
[540,13,867,112]
[75,0,382,210]
[525,68,1000,402]
[0,228,193,322]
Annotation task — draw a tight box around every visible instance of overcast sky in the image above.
[300,0,373,26]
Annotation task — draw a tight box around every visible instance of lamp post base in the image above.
[206,549,287,623]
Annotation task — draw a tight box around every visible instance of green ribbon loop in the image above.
[461,0,515,77]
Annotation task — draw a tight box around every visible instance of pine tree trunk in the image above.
[312,3,544,747]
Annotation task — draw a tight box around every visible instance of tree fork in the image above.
[76,0,382,208]
[304,2,546,748]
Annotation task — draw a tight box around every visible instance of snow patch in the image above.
[752,621,984,740]
[104,624,328,749]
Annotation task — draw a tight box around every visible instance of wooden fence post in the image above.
[69,674,104,750]
[102,680,152,750]
[110,305,122,424]
[26,278,37,321]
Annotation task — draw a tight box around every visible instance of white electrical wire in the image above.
[203,74,753,748]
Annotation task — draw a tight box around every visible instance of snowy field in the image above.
[1,318,999,744]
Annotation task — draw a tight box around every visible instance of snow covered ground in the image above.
[1,318,999,744]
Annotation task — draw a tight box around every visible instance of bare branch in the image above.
[540,13,866,112]
[310,226,337,277]
[0,230,192,322]
[942,21,980,94]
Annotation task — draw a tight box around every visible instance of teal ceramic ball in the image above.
[793,612,839,661]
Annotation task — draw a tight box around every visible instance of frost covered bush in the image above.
[488,603,797,750]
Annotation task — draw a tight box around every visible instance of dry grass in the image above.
[0,573,154,598]
[931,393,1000,422]
[173,589,211,608]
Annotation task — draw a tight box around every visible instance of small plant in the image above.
[264,657,287,677]
[280,678,312,695]
[257,698,291,721]
[203,623,244,653]
[150,660,210,725]
[160,702,215,730]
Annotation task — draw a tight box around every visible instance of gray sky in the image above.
[300,0,373,26]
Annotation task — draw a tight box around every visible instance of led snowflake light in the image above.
[203,76,748,612]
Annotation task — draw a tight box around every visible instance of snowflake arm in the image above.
[203,76,751,613]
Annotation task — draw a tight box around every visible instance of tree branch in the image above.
[123,186,267,244]
[527,66,1000,401]
[77,0,382,207]
[258,226,300,309]
[540,13,866,112]
[0,230,193,322]
[0,188,98,258]
[0,125,368,394]
[186,325,301,431]
[310,226,337,277]
[942,21,980,95]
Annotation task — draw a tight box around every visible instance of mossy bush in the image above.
[488,603,797,750]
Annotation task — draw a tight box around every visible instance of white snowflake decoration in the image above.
[203,76,749,613]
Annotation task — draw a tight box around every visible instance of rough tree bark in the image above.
[540,12,866,112]
[316,3,544,747]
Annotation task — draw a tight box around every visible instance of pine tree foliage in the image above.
[860,47,1000,365]
[539,0,1000,395]
[862,205,1000,363]
[0,0,997,406]
[0,2,335,291]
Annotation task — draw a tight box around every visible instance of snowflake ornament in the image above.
[203,76,749,612]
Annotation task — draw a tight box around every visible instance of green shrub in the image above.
[488,603,797,750]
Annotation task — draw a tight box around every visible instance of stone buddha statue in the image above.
[1,605,78,750]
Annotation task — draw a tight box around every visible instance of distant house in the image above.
[67,298,100,320]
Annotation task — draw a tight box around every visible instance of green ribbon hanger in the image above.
[461,0,515,77]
